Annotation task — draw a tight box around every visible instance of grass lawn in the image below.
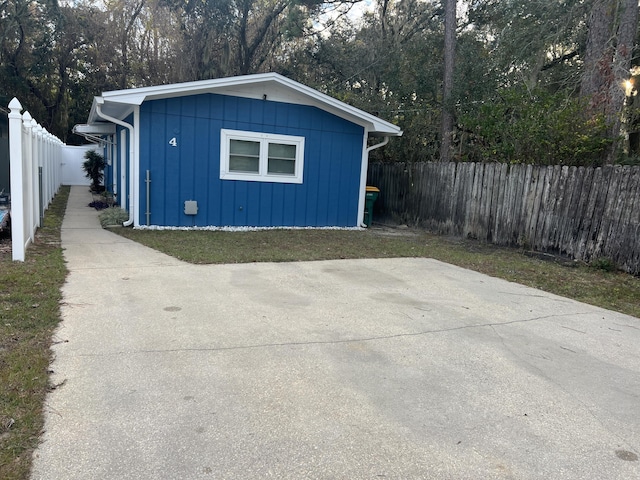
[1,191,638,480]
[0,187,68,480]
[113,226,640,319]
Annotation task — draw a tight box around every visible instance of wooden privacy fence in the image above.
[8,98,64,261]
[368,162,640,275]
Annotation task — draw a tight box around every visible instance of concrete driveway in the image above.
[31,187,640,479]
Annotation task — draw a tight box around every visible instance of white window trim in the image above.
[220,129,305,184]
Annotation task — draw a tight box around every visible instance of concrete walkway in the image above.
[31,186,639,479]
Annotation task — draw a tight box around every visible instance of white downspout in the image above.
[95,101,135,226]
[357,135,389,227]
[368,136,389,153]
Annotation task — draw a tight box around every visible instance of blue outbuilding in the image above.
[74,73,402,228]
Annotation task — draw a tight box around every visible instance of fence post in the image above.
[33,123,42,227]
[8,98,26,261]
[44,130,52,207]
[22,113,35,242]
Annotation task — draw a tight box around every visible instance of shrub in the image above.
[82,150,106,192]
[457,87,611,166]
[590,257,617,272]
[98,207,129,227]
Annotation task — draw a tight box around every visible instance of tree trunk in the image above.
[580,0,639,163]
[580,0,615,104]
[607,0,639,161]
[439,0,456,163]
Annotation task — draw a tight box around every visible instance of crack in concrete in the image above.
[71,311,593,358]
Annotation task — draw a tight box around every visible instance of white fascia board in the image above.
[87,73,403,136]
[87,97,100,124]
[88,96,136,124]
[273,75,402,136]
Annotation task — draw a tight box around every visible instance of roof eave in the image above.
[84,73,403,136]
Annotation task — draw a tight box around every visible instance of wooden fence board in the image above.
[462,163,476,238]
[462,163,475,236]
[537,166,554,250]
[490,163,506,242]
[517,165,533,244]
[513,164,528,244]
[527,165,542,247]
[576,167,599,259]
[592,167,617,258]
[368,161,640,274]
[622,169,640,270]
[443,162,457,233]
[604,167,630,260]
[606,167,638,266]
[551,166,569,249]
[562,167,584,256]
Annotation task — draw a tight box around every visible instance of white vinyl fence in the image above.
[8,98,64,261]
[62,144,97,186]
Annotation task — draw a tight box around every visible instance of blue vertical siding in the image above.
[103,144,112,191]
[138,93,364,227]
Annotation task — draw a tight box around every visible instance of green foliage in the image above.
[99,207,129,227]
[466,0,588,91]
[282,0,443,163]
[0,0,101,141]
[1,0,635,165]
[82,150,106,191]
[590,257,617,272]
[457,88,611,165]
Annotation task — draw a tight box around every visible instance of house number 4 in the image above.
[169,137,178,147]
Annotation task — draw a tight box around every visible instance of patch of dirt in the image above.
[522,249,579,267]
[0,230,11,255]
[368,223,421,237]
[369,221,581,268]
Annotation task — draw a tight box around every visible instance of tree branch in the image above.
[541,50,579,71]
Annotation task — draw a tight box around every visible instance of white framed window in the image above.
[220,129,305,184]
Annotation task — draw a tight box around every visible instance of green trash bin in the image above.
[364,186,380,227]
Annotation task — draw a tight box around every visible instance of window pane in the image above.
[268,158,295,175]
[230,139,260,156]
[268,143,296,159]
[229,155,259,173]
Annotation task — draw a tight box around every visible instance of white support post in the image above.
[45,131,52,206]
[56,138,62,192]
[22,113,35,242]
[8,98,25,261]
[34,123,43,227]
[43,132,49,207]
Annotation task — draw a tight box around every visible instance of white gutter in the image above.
[95,100,135,226]
[357,135,389,228]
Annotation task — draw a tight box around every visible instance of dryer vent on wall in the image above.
[184,200,198,215]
